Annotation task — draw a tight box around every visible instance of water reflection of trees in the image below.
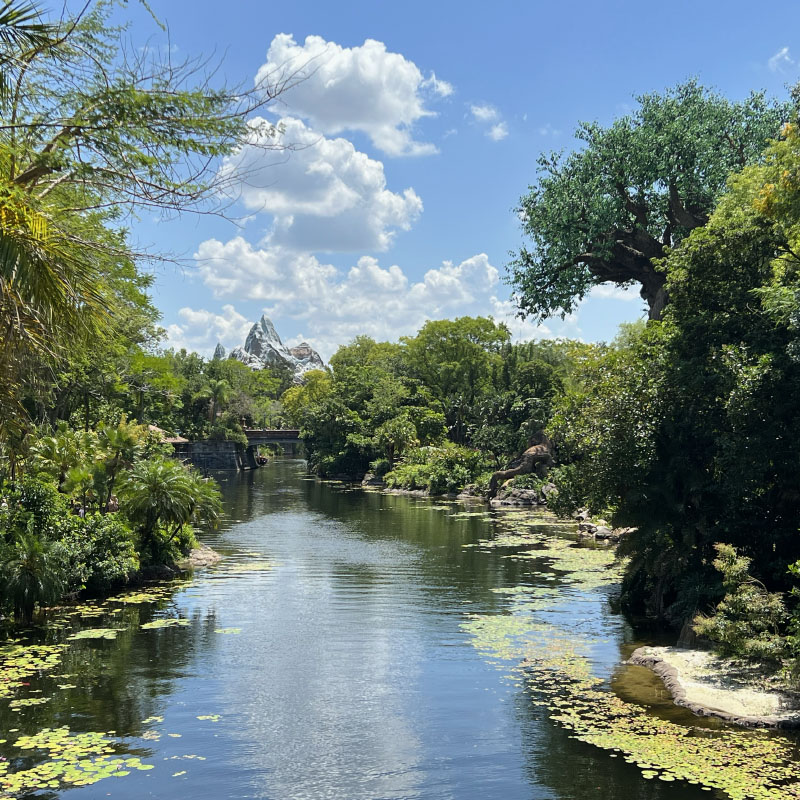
[512,687,710,800]
[220,460,562,610]
[0,599,221,750]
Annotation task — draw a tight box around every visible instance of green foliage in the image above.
[546,105,800,623]
[547,323,666,518]
[507,473,548,491]
[402,317,510,442]
[384,444,493,495]
[0,0,296,454]
[208,410,248,447]
[368,458,392,478]
[0,475,67,543]
[0,529,63,624]
[120,457,221,562]
[692,545,789,663]
[56,513,138,593]
[509,80,789,320]
[286,324,569,482]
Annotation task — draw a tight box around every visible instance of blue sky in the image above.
[115,0,800,359]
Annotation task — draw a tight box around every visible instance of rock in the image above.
[230,315,325,383]
[576,521,633,543]
[361,472,385,488]
[573,508,591,522]
[175,543,223,570]
[628,645,800,728]
[490,487,540,507]
[288,342,326,376]
[541,482,557,500]
[212,342,226,360]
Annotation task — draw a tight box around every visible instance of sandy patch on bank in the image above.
[629,645,800,728]
[176,543,223,570]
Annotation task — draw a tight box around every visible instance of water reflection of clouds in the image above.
[214,512,428,799]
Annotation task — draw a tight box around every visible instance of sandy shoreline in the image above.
[629,645,800,728]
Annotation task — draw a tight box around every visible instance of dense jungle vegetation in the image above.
[281,81,800,674]
[2,0,800,680]
[0,0,293,622]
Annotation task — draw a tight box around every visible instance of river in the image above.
[1,459,795,799]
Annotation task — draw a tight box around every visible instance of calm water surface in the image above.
[1,460,716,799]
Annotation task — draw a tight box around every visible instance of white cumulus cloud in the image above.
[768,46,794,72]
[221,116,422,252]
[469,103,508,141]
[488,122,508,141]
[185,239,561,358]
[166,304,254,354]
[257,34,451,157]
[470,104,499,123]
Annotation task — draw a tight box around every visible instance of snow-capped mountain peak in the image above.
[230,316,325,381]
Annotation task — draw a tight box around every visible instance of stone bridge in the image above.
[170,429,302,471]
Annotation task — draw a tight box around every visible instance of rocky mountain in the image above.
[226,315,325,381]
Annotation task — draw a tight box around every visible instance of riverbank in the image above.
[629,645,800,728]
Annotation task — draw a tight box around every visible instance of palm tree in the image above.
[120,458,221,562]
[29,423,96,488]
[193,378,231,422]
[97,419,142,513]
[62,465,95,515]
[1,527,63,624]
[0,1,58,96]
[375,415,419,463]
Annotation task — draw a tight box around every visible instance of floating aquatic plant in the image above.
[141,618,190,630]
[213,628,241,635]
[0,727,153,796]
[111,585,179,604]
[8,696,50,710]
[0,643,65,699]
[462,523,800,800]
[226,562,272,573]
[67,627,123,641]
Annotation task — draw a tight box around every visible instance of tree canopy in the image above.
[547,115,800,622]
[508,81,790,321]
[0,0,294,438]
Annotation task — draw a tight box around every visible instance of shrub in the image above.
[56,514,139,592]
[368,458,392,478]
[209,411,248,447]
[508,474,547,491]
[693,544,789,663]
[384,445,493,495]
[0,531,64,624]
[0,477,68,543]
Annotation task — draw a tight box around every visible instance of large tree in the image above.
[508,81,789,321]
[547,118,800,622]
[400,316,509,441]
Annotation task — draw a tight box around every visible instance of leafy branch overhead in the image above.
[508,81,790,320]
[0,0,303,435]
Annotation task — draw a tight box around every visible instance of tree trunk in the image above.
[639,272,669,321]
